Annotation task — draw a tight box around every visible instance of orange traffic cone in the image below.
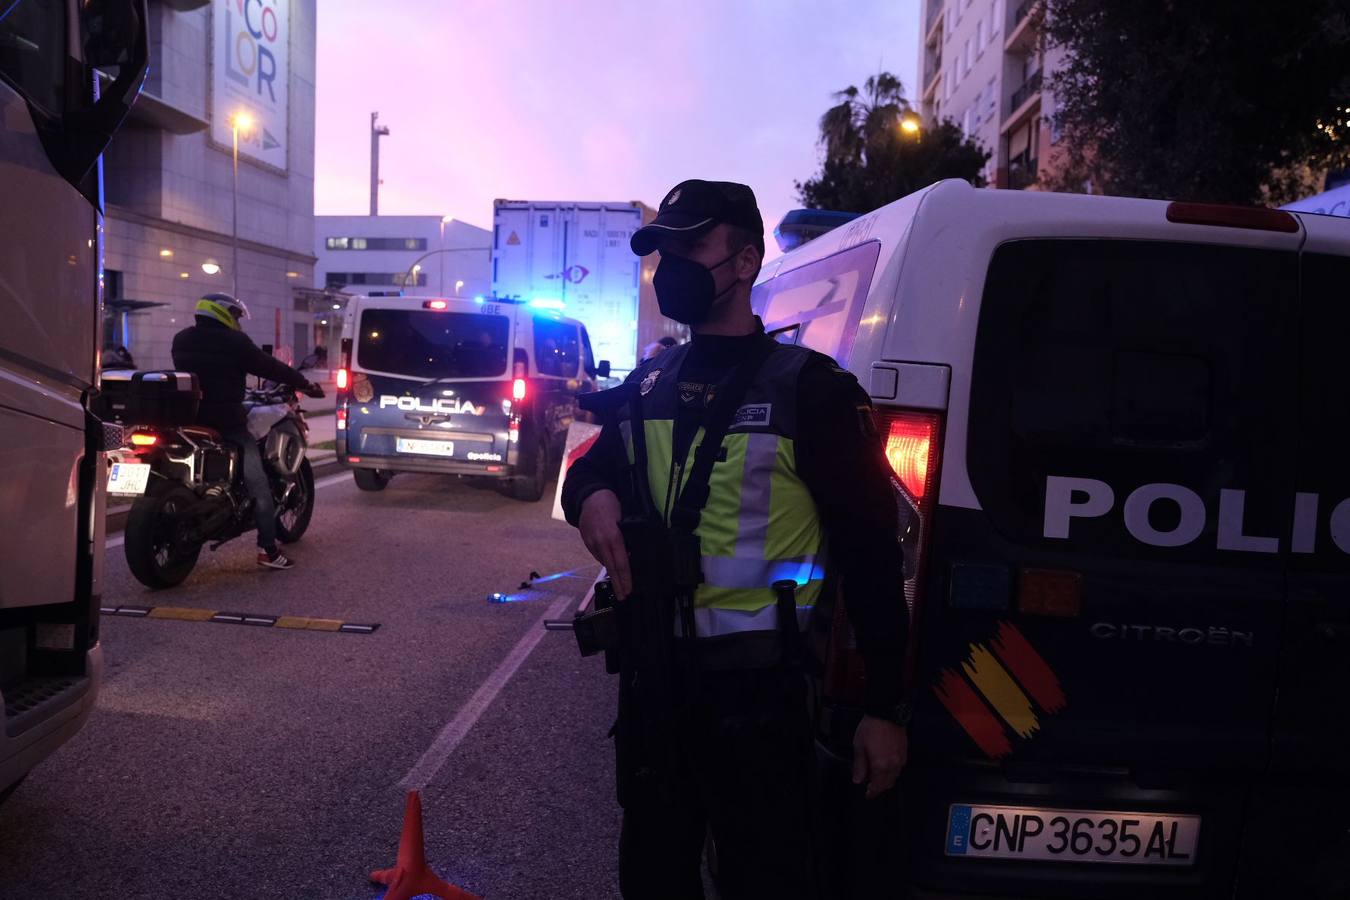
[369,790,480,900]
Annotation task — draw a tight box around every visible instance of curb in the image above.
[105,457,347,536]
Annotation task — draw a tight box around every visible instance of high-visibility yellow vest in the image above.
[619,340,825,640]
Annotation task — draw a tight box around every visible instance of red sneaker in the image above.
[257,549,296,570]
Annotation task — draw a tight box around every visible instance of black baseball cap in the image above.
[631,179,765,257]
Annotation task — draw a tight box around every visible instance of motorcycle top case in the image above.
[100,370,202,425]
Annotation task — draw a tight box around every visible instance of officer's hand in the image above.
[853,716,907,800]
[578,489,632,599]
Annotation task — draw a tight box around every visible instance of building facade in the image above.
[918,0,1057,190]
[103,0,317,368]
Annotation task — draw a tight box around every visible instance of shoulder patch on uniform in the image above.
[640,368,661,396]
[730,403,772,428]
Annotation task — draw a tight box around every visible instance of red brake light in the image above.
[423,300,449,310]
[512,378,527,401]
[336,368,349,390]
[1166,201,1299,233]
[882,411,941,502]
[130,432,158,447]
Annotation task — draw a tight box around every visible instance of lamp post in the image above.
[899,112,921,139]
[229,111,254,297]
[439,215,454,295]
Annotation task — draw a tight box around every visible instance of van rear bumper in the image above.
[341,455,517,478]
[0,643,102,794]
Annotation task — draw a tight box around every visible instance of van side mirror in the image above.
[597,360,611,379]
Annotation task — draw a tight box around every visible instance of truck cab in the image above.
[335,295,606,501]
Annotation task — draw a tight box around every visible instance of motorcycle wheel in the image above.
[124,482,202,589]
[276,458,315,544]
[353,468,390,491]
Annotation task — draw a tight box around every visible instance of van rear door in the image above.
[1242,242,1350,896]
[917,238,1299,896]
[348,303,514,464]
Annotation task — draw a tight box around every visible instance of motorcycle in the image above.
[111,380,324,588]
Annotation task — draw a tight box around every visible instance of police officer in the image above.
[561,181,909,899]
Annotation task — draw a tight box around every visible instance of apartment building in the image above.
[918,0,1056,190]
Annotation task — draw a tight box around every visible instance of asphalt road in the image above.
[0,470,622,899]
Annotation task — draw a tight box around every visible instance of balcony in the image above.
[923,55,943,101]
[1005,0,1040,53]
[926,0,944,46]
[1009,69,1043,116]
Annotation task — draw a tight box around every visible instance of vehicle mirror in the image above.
[82,0,142,67]
[597,360,611,379]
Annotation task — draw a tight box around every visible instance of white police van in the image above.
[335,295,606,500]
[756,180,1350,899]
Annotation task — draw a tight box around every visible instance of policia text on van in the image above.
[562,180,910,899]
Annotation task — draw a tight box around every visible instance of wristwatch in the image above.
[870,699,913,727]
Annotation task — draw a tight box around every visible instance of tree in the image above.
[1043,0,1350,204]
[796,72,990,213]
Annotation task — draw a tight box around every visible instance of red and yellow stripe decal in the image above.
[931,621,1066,759]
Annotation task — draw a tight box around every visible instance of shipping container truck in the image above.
[492,200,644,373]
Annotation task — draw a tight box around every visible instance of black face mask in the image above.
[653,249,739,325]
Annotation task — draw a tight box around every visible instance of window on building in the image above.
[0,0,65,115]
[990,0,1001,34]
[963,39,972,75]
[325,272,427,288]
[325,237,430,251]
[985,77,998,123]
[533,317,580,378]
[977,17,987,53]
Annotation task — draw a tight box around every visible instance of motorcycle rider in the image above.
[171,293,323,570]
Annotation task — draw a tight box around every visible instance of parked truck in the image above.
[492,200,645,374]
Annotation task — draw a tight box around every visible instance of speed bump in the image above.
[101,604,378,635]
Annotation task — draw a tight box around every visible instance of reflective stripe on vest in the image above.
[620,341,825,638]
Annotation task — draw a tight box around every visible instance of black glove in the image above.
[303,381,325,399]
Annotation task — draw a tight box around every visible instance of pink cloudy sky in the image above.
[314,1,920,256]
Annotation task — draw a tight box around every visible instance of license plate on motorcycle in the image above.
[945,804,1200,866]
[107,462,151,496]
[396,437,455,457]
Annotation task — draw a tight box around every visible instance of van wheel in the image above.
[124,482,202,589]
[509,437,548,502]
[353,468,391,491]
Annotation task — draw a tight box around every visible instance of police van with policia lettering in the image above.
[335,295,607,500]
[760,180,1350,899]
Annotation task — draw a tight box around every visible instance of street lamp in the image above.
[439,215,454,295]
[229,111,255,297]
[900,114,921,137]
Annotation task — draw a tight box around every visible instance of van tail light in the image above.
[336,368,350,390]
[823,408,944,707]
[1166,201,1298,233]
[336,407,347,431]
[512,378,527,401]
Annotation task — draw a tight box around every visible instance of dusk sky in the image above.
[314,1,920,257]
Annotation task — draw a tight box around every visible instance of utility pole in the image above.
[370,111,390,216]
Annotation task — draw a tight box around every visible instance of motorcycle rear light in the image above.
[349,456,361,463]
[130,432,158,447]
[424,300,449,310]
[1017,568,1083,618]
[949,564,1012,611]
[486,465,502,472]
[336,368,349,390]
[513,378,527,401]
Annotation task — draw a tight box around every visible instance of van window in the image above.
[356,309,509,379]
[968,239,1298,561]
[753,241,880,366]
[533,317,579,377]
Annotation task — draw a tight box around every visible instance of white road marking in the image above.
[399,588,579,791]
